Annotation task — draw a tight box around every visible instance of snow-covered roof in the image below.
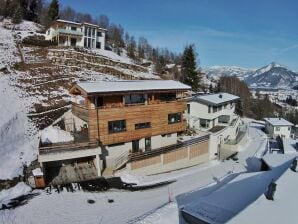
[182,154,295,224]
[264,117,294,126]
[54,19,106,31]
[230,157,298,224]
[73,80,191,95]
[188,92,240,106]
[32,168,43,176]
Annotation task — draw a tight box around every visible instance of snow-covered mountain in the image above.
[205,63,298,89]
[204,66,253,80]
[245,62,298,89]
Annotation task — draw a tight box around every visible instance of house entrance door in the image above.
[132,140,139,153]
[145,137,151,151]
[70,38,77,46]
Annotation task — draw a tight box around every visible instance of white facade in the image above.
[264,118,293,138]
[45,20,106,50]
[186,93,243,160]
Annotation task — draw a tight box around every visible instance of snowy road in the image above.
[0,123,267,224]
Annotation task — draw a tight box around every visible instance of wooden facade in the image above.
[70,84,189,146]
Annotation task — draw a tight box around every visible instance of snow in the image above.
[0,182,31,205]
[189,92,240,105]
[0,75,38,179]
[76,80,191,94]
[32,168,43,177]
[41,126,74,144]
[0,124,269,224]
[263,117,293,126]
[229,160,298,224]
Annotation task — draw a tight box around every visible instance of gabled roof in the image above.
[70,80,191,96]
[264,118,293,126]
[188,92,240,106]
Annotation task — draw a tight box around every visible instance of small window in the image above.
[213,106,218,113]
[187,104,190,114]
[208,106,211,113]
[288,127,291,131]
[160,93,176,102]
[97,31,102,37]
[135,122,151,130]
[108,120,126,133]
[168,113,181,124]
[71,26,77,31]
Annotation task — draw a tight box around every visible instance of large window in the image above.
[108,120,126,133]
[160,93,176,102]
[135,122,151,130]
[200,119,209,128]
[125,94,147,105]
[168,113,181,124]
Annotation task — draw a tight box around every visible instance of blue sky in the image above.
[59,0,298,70]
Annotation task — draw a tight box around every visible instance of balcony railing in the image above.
[129,134,209,162]
[39,141,98,155]
[53,29,83,37]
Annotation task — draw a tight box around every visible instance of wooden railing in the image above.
[72,103,89,122]
[39,141,98,155]
[129,134,209,162]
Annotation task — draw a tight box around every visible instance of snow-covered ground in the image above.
[0,124,270,224]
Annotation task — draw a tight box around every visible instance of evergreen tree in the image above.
[48,0,59,21]
[181,44,200,91]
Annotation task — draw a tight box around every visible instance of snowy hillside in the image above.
[204,66,253,80]
[0,19,158,180]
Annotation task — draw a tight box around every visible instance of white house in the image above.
[187,93,240,131]
[264,117,293,138]
[186,93,244,160]
[45,19,106,50]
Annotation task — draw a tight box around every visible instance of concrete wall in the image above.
[151,133,178,149]
[127,140,209,175]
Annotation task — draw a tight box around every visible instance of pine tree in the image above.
[48,0,59,21]
[181,44,200,91]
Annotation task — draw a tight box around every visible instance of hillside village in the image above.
[0,1,298,224]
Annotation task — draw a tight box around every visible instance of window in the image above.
[275,127,280,131]
[224,104,227,109]
[84,27,88,36]
[208,106,211,113]
[71,26,77,31]
[160,93,176,102]
[108,120,126,133]
[97,31,102,37]
[213,106,218,113]
[84,37,87,47]
[200,119,209,128]
[288,127,291,131]
[125,94,147,105]
[218,105,222,111]
[135,122,151,130]
[187,104,190,114]
[168,113,181,124]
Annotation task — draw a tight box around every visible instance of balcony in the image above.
[53,29,83,37]
[72,103,89,122]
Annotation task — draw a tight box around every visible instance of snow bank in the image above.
[0,182,31,205]
[0,76,38,179]
[41,126,73,144]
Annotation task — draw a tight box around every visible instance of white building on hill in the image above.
[264,117,294,139]
[45,19,106,50]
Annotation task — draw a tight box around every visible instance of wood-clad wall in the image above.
[88,101,187,145]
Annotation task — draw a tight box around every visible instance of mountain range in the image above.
[204,62,298,89]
